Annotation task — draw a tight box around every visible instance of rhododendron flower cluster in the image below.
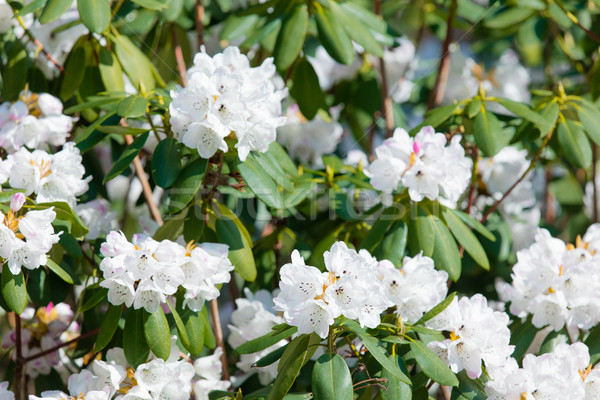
[274,241,449,338]
[427,294,514,379]
[499,224,600,331]
[366,126,472,208]
[99,231,234,313]
[0,142,89,207]
[0,91,73,153]
[169,46,287,161]
[0,193,60,275]
[485,342,600,399]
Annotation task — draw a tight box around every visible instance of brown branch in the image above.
[480,127,555,224]
[171,24,187,86]
[554,0,600,43]
[23,327,100,362]
[16,17,64,74]
[427,0,458,111]
[124,134,163,226]
[195,0,205,52]
[209,298,230,380]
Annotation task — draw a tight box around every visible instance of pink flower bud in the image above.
[412,140,422,155]
[10,192,25,212]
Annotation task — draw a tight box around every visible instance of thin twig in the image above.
[209,298,230,380]
[427,0,458,110]
[16,17,64,74]
[195,0,205,52]
[554,0,600,43]
[24,327,100,362]
[171,24,187,86]
[480,127,555,224]
[124,135,164,225]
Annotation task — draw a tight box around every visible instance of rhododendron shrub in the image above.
[1,0,600,399]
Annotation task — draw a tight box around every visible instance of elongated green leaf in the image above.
[131,0,167,9]
[1,269,27,314]
[95,304,122,351]
[466,97,482,119]
[485,7,534,29]
[60,42,88,100]
[408,204,435,257]
[495,97,549,133]
[289,58,325,120]
[214,203,257,282]
[409,104,458,135]
[40,0,75,24]
[274,4,308,70]
[34,202,89,239]
[577,101,600,146]
[586,324,600,364]
[117,95,148,118]
[182,308,205,356]
[410,339,458,387]
[557,118,592,168]
[236,325,297,354]
[113,34,156,91]
[168,158,208,214]
[165,300,191,352]
[473,108,503,157]
[96,126,149,135]
[78,286,108,312]
[249,152,293,192]
[312,353,353,400]
[449,209,495,242]
[103,132,150,183]
[200,305,215,349]
[381,355,412,400]
[238,157,283,209]
[431,214,461,281]
[415,292,456,325]
[123,309,150,368]
[255,344,288,367]
[510,317,537,362]
[152,138,183,188]
[335,2,383,57]
[443,209,489,270]
[314,4,354,65]
[374,220,407,267]
[78,0,111,33]
[143,307,171,360]
[46,259,78,284]
[98,48,125,92]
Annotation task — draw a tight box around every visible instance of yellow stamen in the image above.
[409,152,417,167]
[185,240,198,257]
[450,331,460,341]
[580,363,593,381]
[559,265,564,277]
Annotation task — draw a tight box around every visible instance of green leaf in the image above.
[473,108,503,157]
[124,309,150,368]
[443,208,489,270]
[200,305,216,349]
[182,308,205,356]
[249,152,293,192]
[410,339,458,387]
[152,138,183,188]
[431,214,462,281]
[238,157,283,209]
[103,132,150,183]
[255,344,288,367]
[549,175,583,206]
[95,304,122,351]
[485,7,534,29]
[46,259,78,284]
[335,2,383,57]
[113,33,156,91]
[131,0,167,9]
[95,126,149,136]
[289,58,325,121]
[117,95,148,118]
[274,4,308,70]
[1,269,28,314]
[311,353,353,400]
[314,4,354,65]
[143,307,171,360]
[466,97,482,119]
[408,204,435,257]
[495,97,549,133]
[381,355,412,400]
[40,0,75,24]
[34,202,89,240]
[509,317,537,362]
[214,203,257,282]
[165,300,192,352]
[373,220,407,267]
[409,104,458,135]
[586,324,600,364]
[557,118,592,169]
[236,325,297,354]
[98,48,125,92]
[267,334,317,400]
[78,286,108,312]
[577,100,600,146]
[449,209,495,241]
[168,158,208,214]
[415,292,456,325]
[60,42,88,101]
[78,0,111,34]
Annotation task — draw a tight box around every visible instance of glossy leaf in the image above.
[168,158,208,214]
[289,58,325,122]
[117,95,148,118]
[1,269,27,314]
[236,325,297,354]
[46,259,78,284]
[415,292,456,325]
[312,353,353,400]
[267,334,312,400]
[39,0,74,24]
[381,355,412,400]
[274,3,308,70]
[143,307,171,361]
[473,108,503,157]
[443,208,489,270]
[410,339,458,387]
[408,204,435,257]
[98,48,125,92]
[78,0,111,34]
[123,309,150,368]
[314,4,354,65]
[431,214,462,281]
[557,118,592,169]
[449,209,495,242]
[103,132,150,183]
[34,202,89,240]
[152,138,183,188]
[238,156,283,209]
[577,100,600,146]
[374,220,407,267]
[95,304,122,351]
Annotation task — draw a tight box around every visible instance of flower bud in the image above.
[10,192,25,212]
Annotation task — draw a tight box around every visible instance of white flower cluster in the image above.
[169,46,287,161]
[371,37,416,104]
[366,126,472,208]
[0,142,89,207]
[0,382,13,400]
[0,92,73,153]
[228,289,286,385]
[2,302,76,378]
[499,225,600,331]
[75,199,117,240]
[0,193,60,275]
[29,341,229,400]
[478,146,541,251]
[486,342,600,399]
[277,105,343,168]
[99,231,234,313]
[273,241,449,338]
[427,294,513,379]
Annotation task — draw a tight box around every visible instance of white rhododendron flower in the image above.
[228,289,286,384]
[371,37,417,103]
[0,193,60,275]
[169,46,287,161]
[0,142,89,207]
[193,347,231,399]
[99,232,233,313]
[75,199,117,240]
[502,224,600,331]
[0,91,73,153]
[277,105,343,167]
[427,294,513,379]
[308,46,362,91]
[486,343,594,399]
[366,126,472,207]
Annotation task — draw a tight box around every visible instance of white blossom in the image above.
[75,199,117,240]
